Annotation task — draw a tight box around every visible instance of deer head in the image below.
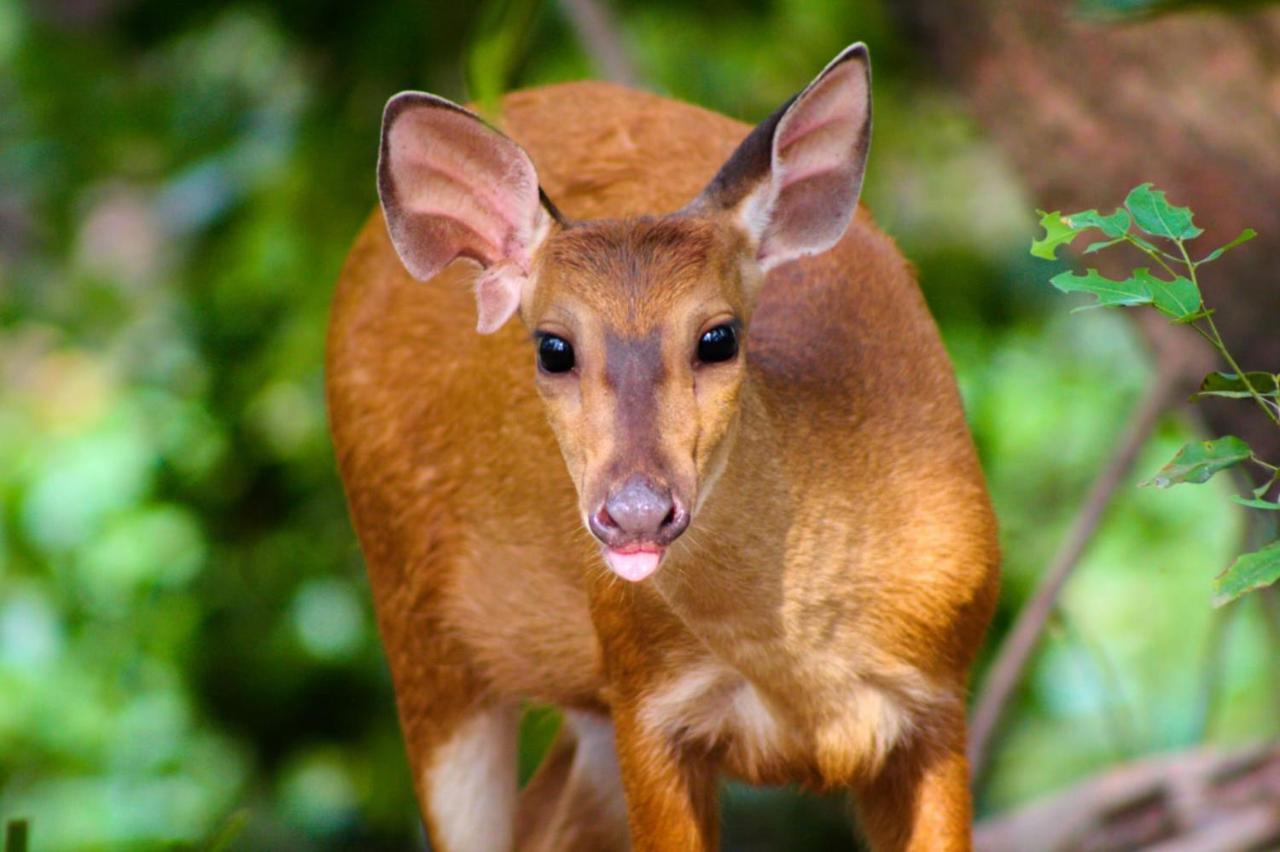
[377,45,872,581]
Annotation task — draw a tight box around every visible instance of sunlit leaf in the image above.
[1049,268,1151,309]
[1131,268,1200,320]
[1191,371,1280,400]
[1124,182,1203,241]
[1213,538,1280,607]
[1198,228,1258,264]
[1031,210,1082,260]
[1139,436,1251,488]
[1063,207,1131,238]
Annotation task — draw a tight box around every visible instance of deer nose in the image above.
[590,476,689,547]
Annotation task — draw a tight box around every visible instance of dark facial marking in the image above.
[604,329,667,479]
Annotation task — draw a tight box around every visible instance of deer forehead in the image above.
[532,216,747,333]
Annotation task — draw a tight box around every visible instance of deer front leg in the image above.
[364,555,520,852]
[852,719,973,852]
[611,698,719,852]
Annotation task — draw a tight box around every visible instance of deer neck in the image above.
[649,373,797,635]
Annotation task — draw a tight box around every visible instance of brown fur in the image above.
[327,80,999,850]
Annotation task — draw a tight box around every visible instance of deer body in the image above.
[328,47,998,851]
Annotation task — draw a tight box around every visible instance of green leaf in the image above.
[1063,208,1131,238]
[1131,268,1201,320]
[1213,538,1280,607]
[1192,371,1280,400]
[1031,210,1082,260]
[1084,238,1126,254]
[1049,269,1151,310]
[1139,436,1252,488]
[1124,183,1204,241]
[1230,495,1280,511]
[1198,228,1257,264]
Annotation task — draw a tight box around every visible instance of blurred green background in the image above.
[1,0,1275,848]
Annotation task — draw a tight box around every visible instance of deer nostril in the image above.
[595,506,619,531]
[661,504,690,542]
[601,476,674,538]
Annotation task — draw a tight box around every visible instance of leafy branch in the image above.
[1031,183,1279,605]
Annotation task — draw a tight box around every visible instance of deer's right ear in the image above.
[378,93,555,333]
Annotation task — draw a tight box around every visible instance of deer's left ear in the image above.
[687,43,871,273]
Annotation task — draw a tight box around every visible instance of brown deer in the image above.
[327,43,999,851]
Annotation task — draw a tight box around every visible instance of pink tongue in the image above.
[604,549,662,582]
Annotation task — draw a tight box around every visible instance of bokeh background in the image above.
[2,0,1277,848]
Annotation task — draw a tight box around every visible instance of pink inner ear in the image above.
[756,57,870,270]
[380,97,544,288]
[473,263,525,334]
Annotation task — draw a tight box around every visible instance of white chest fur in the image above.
[637,653,949,786]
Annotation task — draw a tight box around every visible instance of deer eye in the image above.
[537,334,575,373]
[697,324,738,364]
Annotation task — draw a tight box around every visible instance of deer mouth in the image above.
[602,543,665,582]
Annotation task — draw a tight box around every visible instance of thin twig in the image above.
[969,351,1189,780]
[1174,238,1280,427]
[556,0,641,87]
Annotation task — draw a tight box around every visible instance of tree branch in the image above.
[975,742,1280,851]
[969,335,1203,779]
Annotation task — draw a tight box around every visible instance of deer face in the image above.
[377,45,871,581]
[527,218,754,579]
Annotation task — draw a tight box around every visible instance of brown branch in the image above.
[556,0,641,87]
[975,742,1280,851]
[969,334,1204,780]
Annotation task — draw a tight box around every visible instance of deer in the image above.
[326,43,999,851]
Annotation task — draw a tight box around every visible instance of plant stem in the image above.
[1127,235,1182,280]
[1175,240,1280,427]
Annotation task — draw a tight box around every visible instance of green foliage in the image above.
[1213,540,1280,607]
[1031,210,1085,260]
[1049,268,1153,309]
[1231,495,1280,511]
[1193,371,1279,401]
[1047,266,1201,320]
[1139,437,1251,488]
[1123,183,1203,241]
[1197,228,1256,264]
[1032,183,1280,605]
